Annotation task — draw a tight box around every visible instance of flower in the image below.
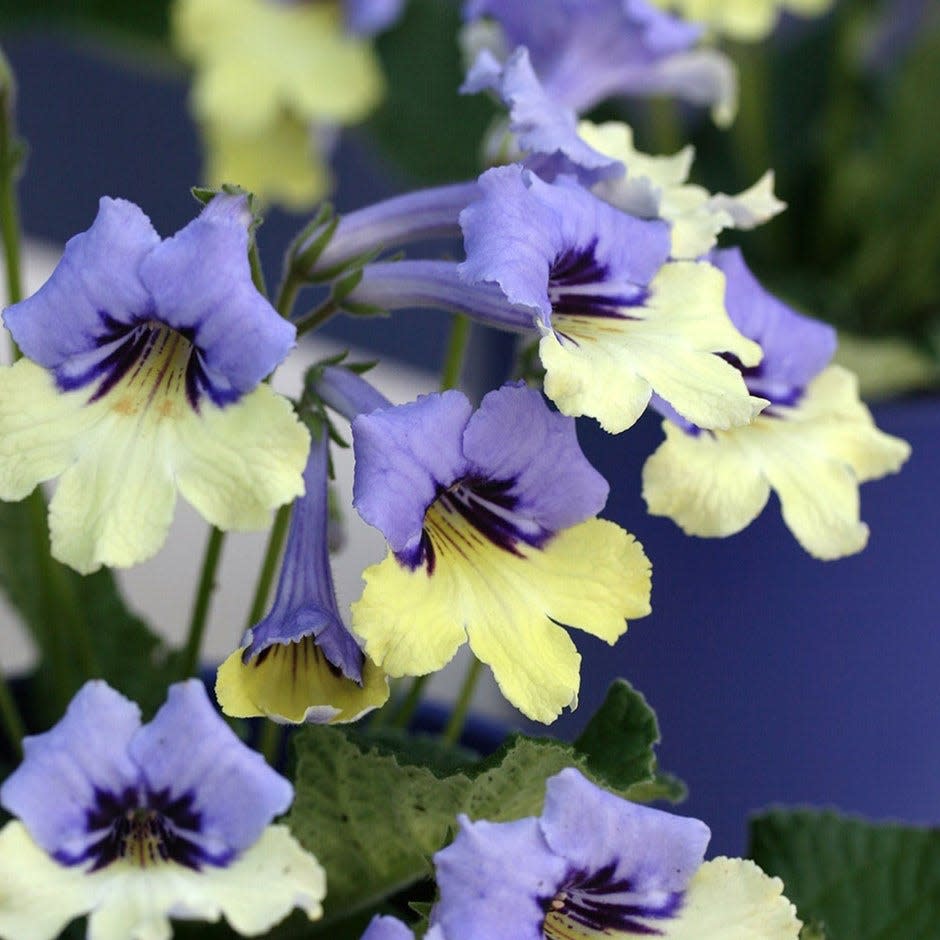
[173,0,384,209]
[579,120,786,259]
[0,194,309,573]
[646,0,835,41]
[361,916,445,939]
[458,165,765,434]
[463,0,737,124]
[431,767,802,939]
[350,381,652,723]
[642,248,911,559]
[0,680,325,940]
[216,426,389,724]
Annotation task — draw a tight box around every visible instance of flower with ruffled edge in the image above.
[647,0,835,41]
[642,247,911,559]
[217,426,389,724]
[458,165,766,434]
[431,767,801,939]
[349,380,652,723]
[0,195,309,574]
[0,680,325,940]
[579,120,785,259]
[173,0,384,209]
[463,0,737,124]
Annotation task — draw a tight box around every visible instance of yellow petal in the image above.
[542,261,764,434]
[663,857,801,939]
[643,365,911,559]
[0,821,94,940]
[173,384,310,532]
[0,359,97,501]
[216,639,389,724]
[352,513,651,723]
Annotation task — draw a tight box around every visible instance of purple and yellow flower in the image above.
[458,165,765,434]
[349,380,652,723]
[216,427,389,724]
[361,916,444,939]
[173,0,386,209]
[431,768,802,939]
[0,680,325,939]
[642,248,911,559]
[0,195,309,574]
[463,0,737,124]
[647,0,835,41]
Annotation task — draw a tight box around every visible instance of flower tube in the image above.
[0,680,325,939]
[0,194,309,573]
[431,768,801,939]
[350,381,652,723]
[217,427,389,724]
[642,247,911,559]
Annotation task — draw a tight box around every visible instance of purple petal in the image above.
[360,915,416,940]
[314,365,392,425]
[130,680,293,861]
[139,194,295,398]
[710,247,836,400]
[0,681,142,863]
[540,768,709,899]
[433,815,568,940]
[246,432,364,682]
[462,47,624,185]
[344,0,404,35]
[458,165,669,320]
[3,198,159,367]
[352,390,473,555]
[463,382,609,531]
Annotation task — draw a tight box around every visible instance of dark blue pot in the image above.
[519,394,940,856]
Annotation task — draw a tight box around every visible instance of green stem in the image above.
[439,314,471,391]
[295,298,338,338]
[0,51,23,350]
[391,675,431,729]
[180,526,226,678]
[248,240,268,298]
[0,669,25,757]
[442,658,483,746]
[732,43,774,186]
[245,503,291,631]
[274,270,303,321]
[260,720,283,766]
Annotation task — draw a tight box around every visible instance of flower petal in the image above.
[433,815,567,940]
[0,682,141,864]
[216,642,389,724]
[2,198,158,367]
[352,390,473,554]
[662,857,801,939]
[0,822,96,940]
[543,261,765,433]
[173,383,309,532]
[130,681,294,859]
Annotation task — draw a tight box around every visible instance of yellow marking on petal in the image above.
[216,638,388,724]
[646,0,833,41]
[661,858,801,938]
[353,512,651,723]
[542,261,764,434]
[643,365,911,559]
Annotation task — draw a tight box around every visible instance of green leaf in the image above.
[749,810,940,939]
[0,494,178,724]
[287,726,472,919]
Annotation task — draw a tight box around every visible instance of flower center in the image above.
[548,243,648,323]
[541,864,683,938]
[403,477,550,573]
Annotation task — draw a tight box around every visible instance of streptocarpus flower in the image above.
[642,248,911,559]
[360,916,444,939]
[173,0,384,209]
[0,195,309,574]
[431,768,802,939]
[646,0,835,41]
[350,381,652,723]
[0,680,325,940]
[463,0,737,124]
[216,426,389,724]
[458,165,765,434]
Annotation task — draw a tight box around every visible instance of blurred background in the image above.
[0,0,938,856]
